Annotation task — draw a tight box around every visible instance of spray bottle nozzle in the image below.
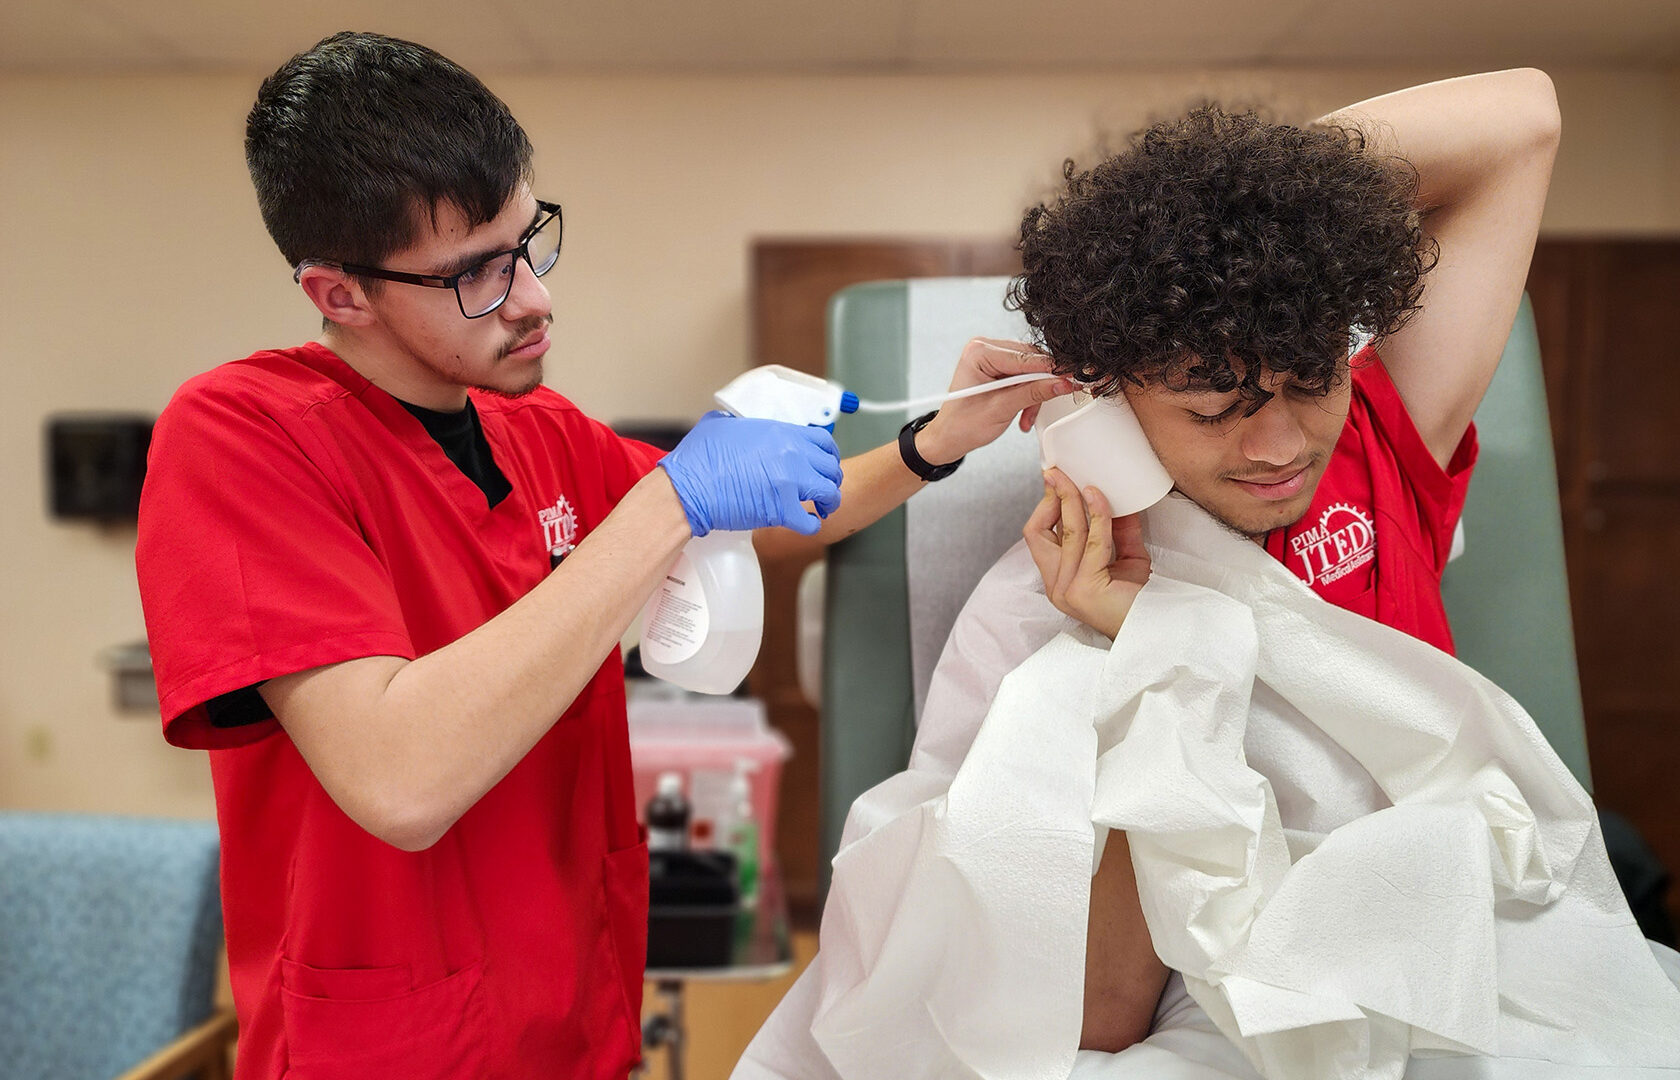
[713,364,851,428]
[714,364,1059,429]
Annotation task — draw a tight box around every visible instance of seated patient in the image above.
[1010,68,1557,1051]
[734,69,1673,1080]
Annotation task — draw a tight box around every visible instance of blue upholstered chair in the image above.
[0,812,236,1080]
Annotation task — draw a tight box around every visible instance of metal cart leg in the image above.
[639,977,686,1080]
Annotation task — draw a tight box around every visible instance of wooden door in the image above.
[749,238,1021,919]
[1528,239,1680,925]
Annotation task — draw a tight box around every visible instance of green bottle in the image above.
[724,766,760,907]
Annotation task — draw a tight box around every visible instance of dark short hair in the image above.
[1008,105,1434,402]
[245,31,534,272]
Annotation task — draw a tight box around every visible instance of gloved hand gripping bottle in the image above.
[640,367,858,694]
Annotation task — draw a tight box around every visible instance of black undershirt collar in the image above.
[398,396,513,508]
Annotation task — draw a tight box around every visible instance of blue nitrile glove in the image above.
[659,411,844,536]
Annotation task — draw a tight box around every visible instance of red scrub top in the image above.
[136,342,664,1080]
[1264,346,1479,653]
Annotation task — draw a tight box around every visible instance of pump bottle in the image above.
[723,764,760,907]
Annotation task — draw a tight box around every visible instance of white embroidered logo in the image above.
[1289,501,1375,587]
[538,495,579,560]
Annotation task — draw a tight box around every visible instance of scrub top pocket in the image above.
[279,957,486,1080]
[600,840,651,1064]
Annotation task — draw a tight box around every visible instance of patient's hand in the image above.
[913,338,1075,466]
[1025,468,1150,640]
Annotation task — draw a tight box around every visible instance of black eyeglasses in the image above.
[294,200,563,319]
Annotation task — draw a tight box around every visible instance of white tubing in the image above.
[850,371,1062,414]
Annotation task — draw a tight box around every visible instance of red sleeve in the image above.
[136,380,415,750]
[595,427,667,505]
[1353,348,1480,571]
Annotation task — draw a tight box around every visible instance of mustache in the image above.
[497,314,553,360]
[1222,454,1319,483]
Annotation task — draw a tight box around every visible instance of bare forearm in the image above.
[264,469,692,849]
[1325,70,1559,464]
[756,340,1068,562]
[1324,69,1561,209]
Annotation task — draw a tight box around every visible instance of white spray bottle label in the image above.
[641,548,710,666]
[640,530,763,694]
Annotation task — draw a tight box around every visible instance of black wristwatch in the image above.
[898,411,964,482]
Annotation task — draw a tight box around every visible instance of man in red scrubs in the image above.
[1008,71,1561,1051]
[135,31,1067,1080]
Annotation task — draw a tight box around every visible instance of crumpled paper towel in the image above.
[747,494,1680,1080]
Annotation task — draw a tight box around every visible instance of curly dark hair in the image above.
[1008,105,1435,404]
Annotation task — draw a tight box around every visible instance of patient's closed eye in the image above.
[1188,402,1242,425]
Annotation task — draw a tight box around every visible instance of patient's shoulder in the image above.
[910,541,1076,776]
[980,539,1047,592]
[956,540,1051,614]
[949,540,1064,652]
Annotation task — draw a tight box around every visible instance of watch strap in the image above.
[898,411,964,482]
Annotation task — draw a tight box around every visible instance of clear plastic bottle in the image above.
[723,765,760,908]
[639,530,764,695]
[645,772,691,852]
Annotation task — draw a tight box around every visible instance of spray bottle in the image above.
[638,364,1061,694]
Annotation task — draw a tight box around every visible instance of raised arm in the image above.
[1325,69,1561,467]
[261,417,843,852]
[753,338,1072,561]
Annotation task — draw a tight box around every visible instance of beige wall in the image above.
[2,64,1676,819]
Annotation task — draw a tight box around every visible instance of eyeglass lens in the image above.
[458,211,563,317]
